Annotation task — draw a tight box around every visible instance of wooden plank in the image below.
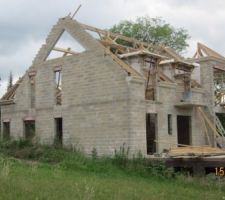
[168,145,225,157]
[197,108,212,146]
[158,71,174,83]
[99,40,129,53]
[154,140,210,148]
[63,48,71,57]
[71,4,82,19]
[53,47,78,55]
[197,107,220,138]
[119,50,167,59]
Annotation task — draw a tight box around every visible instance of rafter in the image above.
[80,23,164,54]
[193,42,225,60]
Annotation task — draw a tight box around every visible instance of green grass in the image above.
[0,140,224,200]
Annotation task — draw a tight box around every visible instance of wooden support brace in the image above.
[197,108,212,146]
[197,107,219,137]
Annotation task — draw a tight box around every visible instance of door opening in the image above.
[24,120,35,141]
[3,122,10,140]
[55,118,63,145]
[146,113,157,154]
[177,115,191,145]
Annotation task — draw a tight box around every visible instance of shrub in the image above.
[91,148,98,160]
[113,143,130,168]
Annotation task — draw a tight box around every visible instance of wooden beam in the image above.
[197,108,212,146]
[79,22,193,66]
[154,140,211,148]
[71,4,82,19]
[80,23,164,53]
[63,48,71,57]
[158,71,174,83]
[200,43,223,58]
[99,40,130,53]
[53,47,78,55]
[197,107,221,140]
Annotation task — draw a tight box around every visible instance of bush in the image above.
[91,148,98,160]
[113,143,130,168]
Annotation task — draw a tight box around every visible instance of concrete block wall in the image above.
[1,16,148,156]
[31,41,146,156]
[147,82,207,153]
[35,109,55,144]
[63,101,129,154]
[199,59,216,146]
[191,108,208,146]
[175,85,205,104]
[156,83,178,152]
[60,50,131,155]
[1,73,35,140]
[199,60,215,111]
[1,50,143,156]
[127,77,146,155]
[1,105,25,140]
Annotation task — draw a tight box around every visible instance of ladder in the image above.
[215,115,225,137]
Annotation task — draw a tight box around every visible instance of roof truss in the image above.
[193,42,225,60]
[80,23,185,62]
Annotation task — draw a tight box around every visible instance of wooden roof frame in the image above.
[80,23,186,62]
[193,42,225,60]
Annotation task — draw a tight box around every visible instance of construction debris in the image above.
[168,146,225,157]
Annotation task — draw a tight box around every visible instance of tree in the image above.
[7,71,13,91]
[110,16,190,53]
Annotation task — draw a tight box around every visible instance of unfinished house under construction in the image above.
[1,16,225,156]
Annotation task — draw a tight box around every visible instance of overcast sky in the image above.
[1,0,225,96]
